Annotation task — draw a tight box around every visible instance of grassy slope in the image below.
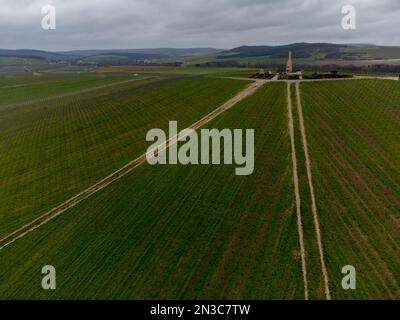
[0,83,304,300]
[300,80,400,299]
[0,76,249,238]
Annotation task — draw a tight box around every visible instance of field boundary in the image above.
[295,82,331,300]
[287,83,309,300]
[0,80,264,251]
[208,75,399,83]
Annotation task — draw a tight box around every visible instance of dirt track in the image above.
[295,82,331,300]
[209,75,399,83]
[287,83,309,300]
[0,80,264,251]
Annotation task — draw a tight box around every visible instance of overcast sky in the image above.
[0,0,399,51]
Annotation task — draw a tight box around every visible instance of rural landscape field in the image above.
[0,70,399,300]
[0,0,399,305]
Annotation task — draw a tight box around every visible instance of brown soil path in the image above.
[287,82,309,300]
[295,82,331,300]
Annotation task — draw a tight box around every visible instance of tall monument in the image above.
[286,51,293,73]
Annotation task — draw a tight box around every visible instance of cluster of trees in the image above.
[250,69,276,79]
[302,71,352,79]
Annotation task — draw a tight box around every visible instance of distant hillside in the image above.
[0,48,222,63]
[2,44,400,72]
[217,43,400,62]
[220,43,348,59]
[61,48,222,57]
[0,49,67,61]
[79,52,170,65]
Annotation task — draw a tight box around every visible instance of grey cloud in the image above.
[0,0,398,50]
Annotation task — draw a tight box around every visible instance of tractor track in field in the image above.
[0,76,157,111]
[0,80,264,251]
[287,82,309,300]
[295,82,331,300]
[0,84,32,89]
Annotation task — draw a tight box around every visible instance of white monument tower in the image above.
[286,51,293,73]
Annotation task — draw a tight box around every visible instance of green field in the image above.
[95,66,257,76]
[300,80,400,299]
[0,74,60,87]
[0,73,399,300]
[212,70,259,78]
[0,82,306,299]
[0,74,147,107]
[0,76,249,239]
[144,67,255,75]
[0,57,43,66]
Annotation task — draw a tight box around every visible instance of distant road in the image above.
[208,75,399,82]
[297,76,399,82]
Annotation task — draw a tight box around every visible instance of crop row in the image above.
[0,76,249,238]
[300,80,400,299]
[0,74,139,108]
[0,82,304,299]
